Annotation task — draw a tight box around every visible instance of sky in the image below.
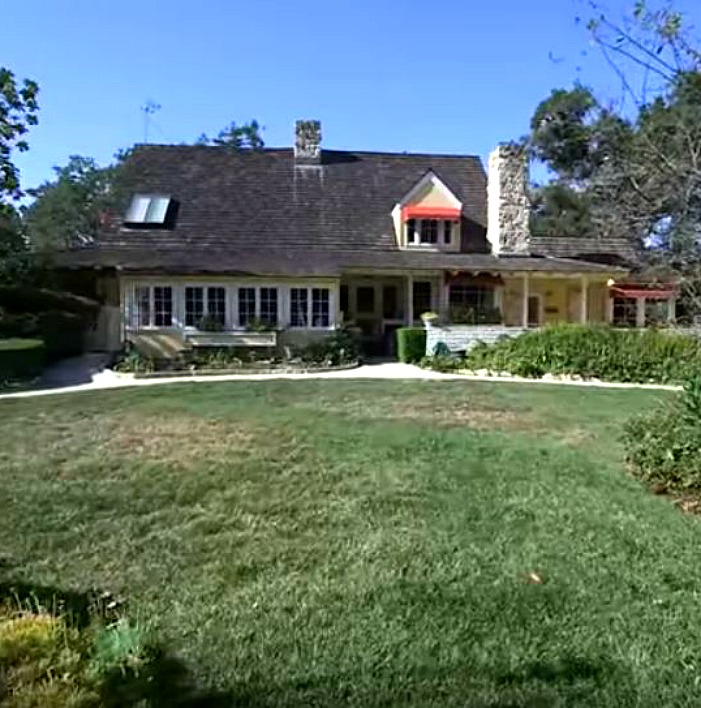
[5,0,701,191]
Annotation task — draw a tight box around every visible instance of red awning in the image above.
[610,286,677,299]
[401,205,461,221]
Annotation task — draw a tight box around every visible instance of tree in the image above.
[0,67,39,202]
[23,156,119,252]
[196,119,264,150]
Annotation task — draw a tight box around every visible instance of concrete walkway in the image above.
[0,356,681,401]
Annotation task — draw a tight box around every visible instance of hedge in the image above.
[396,327,427,363]
[0,339,46,382]
[0,284,99,317]
[462,324,701,384]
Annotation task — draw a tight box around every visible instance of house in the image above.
[60,120,678,357]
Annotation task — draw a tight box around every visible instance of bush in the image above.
[623,376,701,493]
[36,310,86,361]
[0,339,46,383]
[462,324,701,384]
[396,327,427,363]
[295,327,360,366]
[0,285,98,318]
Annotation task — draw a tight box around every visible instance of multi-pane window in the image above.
[153,287,173,326]
[420,220,438,244]
[449,285,494,310]
[132,285,172,327]
[185,287,204,327]
[312,288,330,327]
[407,219,456,246]
[238,287,256,327]
[290,288,309,327]
[412,281,432,319]
[612,297,637,327]
[207,287,226,326]
[260,288,278,326]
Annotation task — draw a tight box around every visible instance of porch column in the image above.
[580,276,589,324]
[406,274,414,326]
[636,298,646,328]
[607,292,614,324]
[522,273,530,328]
[667,297,676,324]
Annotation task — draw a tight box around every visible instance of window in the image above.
[420,219,439,244]
[613,297,637,327]
[340,285,349,319]
[291,288,309,327]
[406,219,455,246]
[207,287,226,326]
[260,287,278,326]
[444,221,453,245]
[449,285,494,310]
[131,285,172,327]
[312,288,330,327]
[124,194,173,226]
[185,287,204,327]
[412,281,432,318]
[238,287,256,327]
[153,287,172,326]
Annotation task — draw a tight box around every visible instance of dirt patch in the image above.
[390,401,537,431]
[105,415,261,467]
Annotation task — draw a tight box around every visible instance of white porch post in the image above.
[580,276,589,324]
[667,297,676,324]
[607,292,614,324]
[636,298,646,328]
[406,274,414,326]
[522,273,530,327]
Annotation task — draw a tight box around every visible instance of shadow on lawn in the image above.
[0,578,233,707]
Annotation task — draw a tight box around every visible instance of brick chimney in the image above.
[294,119,322,164]
[487,144,531,255]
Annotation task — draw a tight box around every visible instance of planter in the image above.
[186,331,277,348]
[131,361,360,379]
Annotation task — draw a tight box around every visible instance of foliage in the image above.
[35,310,87,361]
[396,327,427,363]
[449,306,503,325]
[0,338,46,383]
[88,618,150,680]
[245,317,276,332]
[0,67,39,201]
[461,323,701,383]
[295,327,360,366]
[624,376,701,493]
[0,284,98,318]
[113,348,155,373]
[196,119,264,150]
[420,353,464,372]
[22,154,129,253]
[195,314,225,332]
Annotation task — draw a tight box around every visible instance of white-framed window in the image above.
[289,287,331,328]
[237,286,279,327]
[185,286,226,327]
[406,219,455,246]
[132,285,173,327]
[238,287,257,327]
[260,287,278,326]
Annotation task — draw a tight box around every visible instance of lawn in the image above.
[1,380,700,706]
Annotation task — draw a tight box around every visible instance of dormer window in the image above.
[406,218,455,247]
[124,194,176,228]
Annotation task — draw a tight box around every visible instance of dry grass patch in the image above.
[391,400,538,431]
[104,414,263,468]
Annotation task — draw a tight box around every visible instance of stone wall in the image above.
[425,324,529,356]
[486,144,530,255]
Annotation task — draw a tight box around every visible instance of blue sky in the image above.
[5,0,700,190]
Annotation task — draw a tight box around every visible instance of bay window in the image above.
[132,285,173,327]
[185,286,226,327]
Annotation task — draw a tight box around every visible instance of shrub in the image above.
[623,376,701,493]
[462,324,701,384]
[0,285,98,318]
[195,314,224,332]
[0,339,46,383]
[396,327,427,363]
[295,327,360,366]
[36,310,86,361]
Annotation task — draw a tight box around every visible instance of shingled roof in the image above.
[60,144,624,275]
[529,236,639,267]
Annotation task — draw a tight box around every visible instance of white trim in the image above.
[580,276,589,324]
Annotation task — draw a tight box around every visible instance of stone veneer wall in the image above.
[425,324,529,356]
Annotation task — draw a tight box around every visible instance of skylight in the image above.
[125,194,173,226]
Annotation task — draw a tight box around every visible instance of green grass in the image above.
[1,380,699,706]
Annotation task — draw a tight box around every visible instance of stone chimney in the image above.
[294,119,322,163]
[486,144,531,255]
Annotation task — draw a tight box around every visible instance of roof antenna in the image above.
[141,100,161,143]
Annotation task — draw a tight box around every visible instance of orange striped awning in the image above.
[401,205,461,221]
